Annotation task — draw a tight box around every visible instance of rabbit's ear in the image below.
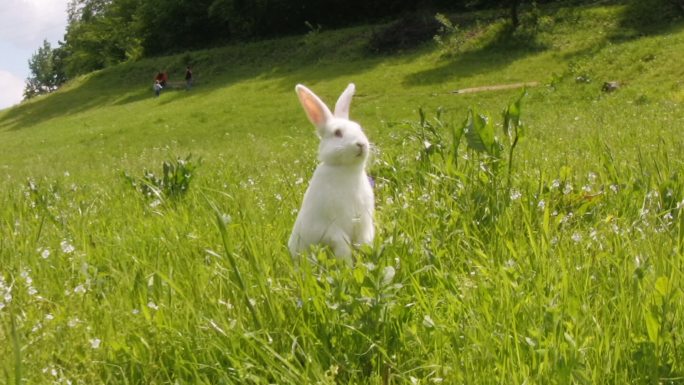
[296,84,333,135]
[334,83,355,119]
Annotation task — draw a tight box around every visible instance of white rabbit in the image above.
[288,83,375,264]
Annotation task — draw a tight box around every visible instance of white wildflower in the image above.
[60,240,75,254]
[550,179,560,189]
[560,212,574,225]
[563,183,573,195]
[32,322,43,333]
[90,338,101,349]
[39,247,51,259]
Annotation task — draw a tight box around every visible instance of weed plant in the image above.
[1,2,684,384]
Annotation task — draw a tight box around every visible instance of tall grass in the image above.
[1,2,684,384]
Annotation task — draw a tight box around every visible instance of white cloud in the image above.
[0,0,69,111]
[0,0,69,47]
[0,70,26,110]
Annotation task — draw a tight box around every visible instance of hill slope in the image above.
[1,2,682,181]
[1,2,684,384]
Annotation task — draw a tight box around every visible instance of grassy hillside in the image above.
[1,2,684,384]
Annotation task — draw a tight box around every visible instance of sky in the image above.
[0,0,70,110]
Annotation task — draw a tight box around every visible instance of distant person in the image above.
[153,70,168,96]
[160,71,168,87]
[184,66,193,90]
[153,80,163,97]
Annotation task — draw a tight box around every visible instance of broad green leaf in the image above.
[643,307,660,344]
[353,265,365,284]
[465,109,496,156]
[655,276,670,297]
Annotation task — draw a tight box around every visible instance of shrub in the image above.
[367,11,441,54]
[124,154,201,204]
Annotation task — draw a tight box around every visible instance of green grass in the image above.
[1,2,684,384]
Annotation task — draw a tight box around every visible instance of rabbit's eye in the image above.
[334,129,343,138]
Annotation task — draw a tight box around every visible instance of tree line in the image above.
[23,0,684,100]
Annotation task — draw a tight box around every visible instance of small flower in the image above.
[550,179,560,189]
[509,189,522,201]
[73,284,86,294]
[147,301,158,310]
[563,183,573,195]
[149,199,161,208]
[571,232,582,243]
[32,322,43,333]
[364,262,377,271]
[60,240,75,254]
[90,338,101,349]
[589,228,599,241]
[560,212,574,224]
[38,247,51,259]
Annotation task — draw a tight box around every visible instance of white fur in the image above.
[288,83,375,264]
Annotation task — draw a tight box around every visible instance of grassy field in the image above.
[1,2,684,384]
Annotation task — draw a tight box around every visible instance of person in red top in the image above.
[155,71,168,87]
[153,70,168,97]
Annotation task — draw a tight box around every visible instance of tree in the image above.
[23,40,66,100]
[61,0,142,78]
[510,0,521,28]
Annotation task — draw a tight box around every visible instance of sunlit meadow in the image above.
[1,3,684,384]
